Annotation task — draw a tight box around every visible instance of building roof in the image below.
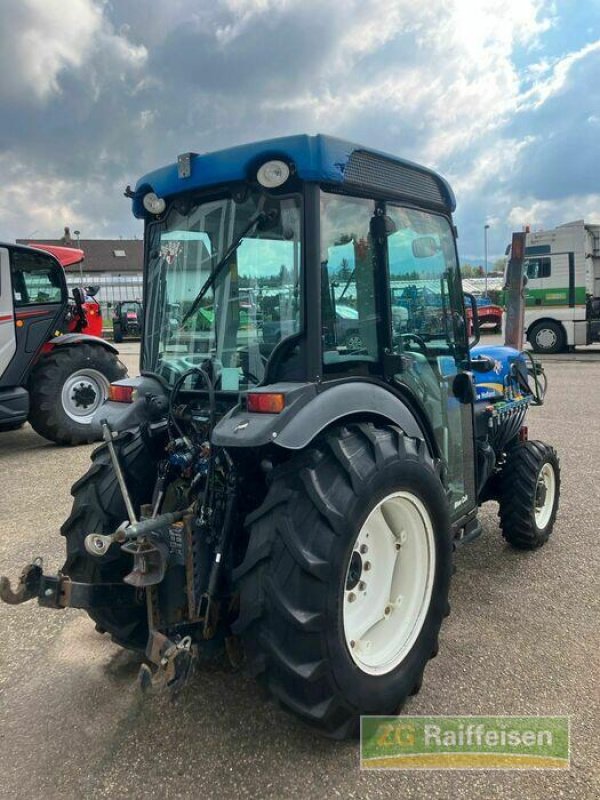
[132,133,455,219]
[16,238,143,273]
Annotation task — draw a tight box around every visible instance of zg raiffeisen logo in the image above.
[360,716,570,770]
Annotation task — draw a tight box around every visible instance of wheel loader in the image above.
[1,135,560,737]
[0,242,126,443]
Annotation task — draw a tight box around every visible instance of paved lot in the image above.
[0,342,598,799]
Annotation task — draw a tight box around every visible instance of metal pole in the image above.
[503,231,526,349]
[74,230,82,283]
[484,224,490,297]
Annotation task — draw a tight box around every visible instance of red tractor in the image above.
[0,242,127,444]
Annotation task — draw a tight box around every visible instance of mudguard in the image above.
[47,333,119,355]
[212,381,425,451]
[90,375,168,431]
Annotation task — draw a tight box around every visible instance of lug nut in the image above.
[347,592,356,603]
[359,544,368,554]
[350,640,356,648]
[363,561,371,571]
[358,581,366,591]
[384,605,391,616]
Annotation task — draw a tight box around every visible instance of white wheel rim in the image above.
[536,328,557,349]
[535,462,556,529]
[61,368,109,423]
[343,491,436,676]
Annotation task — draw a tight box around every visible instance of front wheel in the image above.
[233,423,451,738]
[28,344,126,445]
[498,441,560,549]
[529,321,566,354]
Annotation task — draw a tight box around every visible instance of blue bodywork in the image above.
[132,133,455,218]
[470,345,527,402]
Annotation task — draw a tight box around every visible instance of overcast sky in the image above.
[0,0,598,262]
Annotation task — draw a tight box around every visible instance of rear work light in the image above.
[109,384,135,403]
[247,392,286,413]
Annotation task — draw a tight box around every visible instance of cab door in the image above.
[384,206,476,519]
[0,247,67,387]
[0,247,16,377]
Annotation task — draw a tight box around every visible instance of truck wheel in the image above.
[498,441,560,549]
[529,321,565,354]
[28,344,126,445]
[233,423,451,738]
[60,427,156,650]
[113,324,123,343]
[344,330,363,351]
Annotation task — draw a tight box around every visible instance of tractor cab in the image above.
[135,135,476,518]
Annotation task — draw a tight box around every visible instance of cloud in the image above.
[0,0,597,263]
[508,194,600,229]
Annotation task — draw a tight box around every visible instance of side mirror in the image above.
[85,285,100,297]
[464,292,480,347]
[412,236,439,259]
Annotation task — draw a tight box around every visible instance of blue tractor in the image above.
[1,136,560,737]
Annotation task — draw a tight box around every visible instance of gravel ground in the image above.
[0,342,598,799]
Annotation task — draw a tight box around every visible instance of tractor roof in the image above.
[132,134,455,218]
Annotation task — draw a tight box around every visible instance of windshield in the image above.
[144,190,302,390]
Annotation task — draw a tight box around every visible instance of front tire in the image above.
[529,321,566,354]
[498,441,560,549]
[233,423,451,738]
[28,344,126,445]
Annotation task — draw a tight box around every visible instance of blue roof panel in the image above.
[132,134,455,217]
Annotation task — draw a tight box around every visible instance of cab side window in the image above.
[320,192,380,373]
[11,251,63,306]
[525,257,551,280]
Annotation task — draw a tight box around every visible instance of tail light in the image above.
[247,392,285,413]
[109,384,135,403]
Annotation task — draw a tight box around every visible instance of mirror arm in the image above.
[464,292,480,347]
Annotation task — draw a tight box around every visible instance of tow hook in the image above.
[0,558,63,607]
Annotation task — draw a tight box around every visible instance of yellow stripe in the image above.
[361,752,569,770]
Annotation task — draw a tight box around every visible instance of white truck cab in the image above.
[509,220,600,353]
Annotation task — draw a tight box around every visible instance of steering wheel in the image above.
[399,333,428,357]
[239,351,269,386]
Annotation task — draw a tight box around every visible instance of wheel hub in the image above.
[61,369,109,423]
[71,383,97,409]
[345,551,363,591]
[534,462,556,528]
[536,328,557,349]
[342,491,435,676]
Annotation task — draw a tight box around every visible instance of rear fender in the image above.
[43,333,119,355]
[211,381,428,452]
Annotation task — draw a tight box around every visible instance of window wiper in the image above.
[180,206,271,328]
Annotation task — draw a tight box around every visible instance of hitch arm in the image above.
[1,559,140,610]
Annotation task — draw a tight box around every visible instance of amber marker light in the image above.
[247,392,286,413]
[109,384,135,403]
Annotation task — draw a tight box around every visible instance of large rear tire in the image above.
[233,423,451,738]
[28,344,126,445]
[498,441,560,549]
[60,428,156,650]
